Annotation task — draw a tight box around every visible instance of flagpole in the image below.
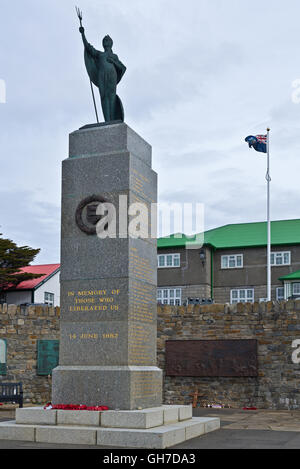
[266,128,271,301]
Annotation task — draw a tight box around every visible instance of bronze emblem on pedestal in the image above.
[75,195,108,235]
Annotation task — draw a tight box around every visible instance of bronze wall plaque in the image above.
[165,340,258,377]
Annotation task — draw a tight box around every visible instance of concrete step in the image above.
[0,417,220,449]
[15,405,193,429]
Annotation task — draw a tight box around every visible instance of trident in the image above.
[76,6,99,124]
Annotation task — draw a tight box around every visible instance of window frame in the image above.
[230,288,254,304]
[285,282,292,300]
[157,253,181,269]
[270,251,291,266]
[292,283,300,296]
[157,288,182,306]
[44,292,55,306]
[276,287,285,301]
[221,254,243,270]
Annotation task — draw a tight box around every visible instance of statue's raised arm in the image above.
[79,26,100,60]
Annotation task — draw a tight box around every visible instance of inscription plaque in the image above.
[165,340,258,377]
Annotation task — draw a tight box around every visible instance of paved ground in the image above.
[177,408,300,449]
[1,406,300,449]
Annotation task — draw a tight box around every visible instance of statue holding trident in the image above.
[76,7,127,123]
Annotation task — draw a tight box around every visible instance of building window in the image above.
[157,254,180,268]
[276,287,285,301]
[157,288,182,306]
[292,283,300,296]
[221,255,243,269]
[0,339,7,376]
[44,292,54,306]
[285,283,292,300]
[285,282,300,299]
[271,252,291,266]
[230,289,254,304]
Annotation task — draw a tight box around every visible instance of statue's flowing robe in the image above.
[84,46,124,122]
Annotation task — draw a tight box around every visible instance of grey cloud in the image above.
[0,189,60,264]
[1,0,300,262]
[125,41,243,121]
[157,150,223,169]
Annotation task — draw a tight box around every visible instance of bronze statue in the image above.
[76,7,126,123]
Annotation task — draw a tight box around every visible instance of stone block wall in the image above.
[157,301,300,410]
[1,301,300,409]
[0,304,60,404]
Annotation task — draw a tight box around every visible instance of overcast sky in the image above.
[1,0,300,264]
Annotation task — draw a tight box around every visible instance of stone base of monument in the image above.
[0,405,220,448]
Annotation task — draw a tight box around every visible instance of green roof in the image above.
[157,219,300,250]
[279,270,300,281]
[157,233,203,249]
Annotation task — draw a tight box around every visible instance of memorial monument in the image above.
[50,8,162,410]
[0,9,220,447]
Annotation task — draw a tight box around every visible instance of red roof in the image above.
[8,264,60,290]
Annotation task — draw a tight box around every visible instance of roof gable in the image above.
[7,264,60,291]
[279,270,300,281]
[157,219,300,250]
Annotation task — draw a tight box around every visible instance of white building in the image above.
[2,264,60,307]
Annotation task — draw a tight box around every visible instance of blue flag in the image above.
[245,135,267,153]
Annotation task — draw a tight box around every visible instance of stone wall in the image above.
[1,301,300,409]
[157,301,300,410]
[0,304,60,404]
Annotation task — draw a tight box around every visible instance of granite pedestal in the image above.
[52,123,162,410]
